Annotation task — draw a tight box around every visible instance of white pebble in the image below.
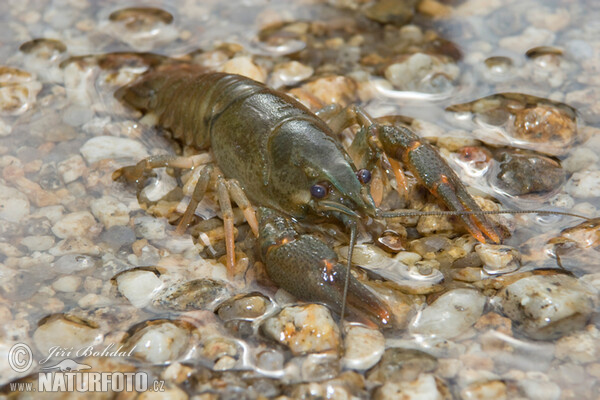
[52,276,82,292]
[116,269,164,308]
[90,196,130,228]
[0,183,30,223]
[342,325,385,370]
[51,211,99,239]
[130,322,190,364]
[33,316,102,354]
[410,289,486,339]
[80,135,149,164]
[565,170,600,198]
[57,155,86,183]
[20,235,54,251]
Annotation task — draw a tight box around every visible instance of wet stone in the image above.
[262,304,340,355]
[373,373,450,400]
[0,183,30,223]
[217,293,270,321]
[342,324,385,371]
[409,288,486,339]
[152,279,230,311]
[565,170,600,198]
[99,225,136,249]
[367,348,438,383]
[80,136,149,164]
[460,380,507,400]
[475,244,521,275]
[124,320,194,364]
[492,150,566,196]
[90,195,130,228]
[52,254,97,273]
[51,211,100,239]
[33,314,101,354]
[115,268,163,308]
[497,274,597,340]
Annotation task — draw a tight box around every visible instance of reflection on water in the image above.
[0,0,599,398]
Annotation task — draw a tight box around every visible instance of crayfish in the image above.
[113,65,583,328]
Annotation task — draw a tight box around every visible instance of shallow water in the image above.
[0,0,599,398]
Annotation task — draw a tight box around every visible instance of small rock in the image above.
[342,325,385,370]
[57,155,86,183]
[367,348,438,383]
[262,304,340,355]
[116,268,164,308]
[217,293,270,321]
[134,216,166,240]
[497,275,597,339]
[51,211,100,239]
[269,61,313,88]
[460,380,507,400]
[517,378,561,400]
[565,170,600,198]
[219,56,266,83]
[562,147,598,173]
[554,326,600,364]
[410,289,486,339]
[33,315,101,354]
[90,196,130,228]
[374,374,450,400]
[475,244,521,275]
[80,136,149,164]
[53,254,97,273]
[125,320,193,364]
[20,235,54,251]
[0,183,30,223]
[49,237,101,256]
[152,279,230,311]
[52,275,82,292]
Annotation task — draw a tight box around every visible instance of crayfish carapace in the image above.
[113,65,586,328]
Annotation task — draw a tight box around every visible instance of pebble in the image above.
[90,195,130,228]
[152,279,230,311]
[52,275,82,292]
[57,155,86,183]
[20,235,54,251]
[126,321,193,364]
[410,289,486,339]
[565,170,600,198]
[134,216,167,240]
[342,324,385,370]
[497,275,597,339]
[460,380,507,400]
[49,237,101,256]
[116,269,164,308]
[80,136,149,164]
[562,147,599,173]
[374,373,449,400]
[268,61,314,88]
[475,244,521,275]
[0,183,30,223]
[219,56,266,83]
[53,254,97,273]
[33,315,102,354]
[51,211,100,239]
[217,293,270,321]
[554,326,600,364]
[499,27,556,54]
[99,225,136,249]
[517,379,561,400]
[262,304,340,355]
[367,348,438,383]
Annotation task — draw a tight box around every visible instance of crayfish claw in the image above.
[258,207,392,328]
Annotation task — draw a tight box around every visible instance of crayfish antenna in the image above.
[339,221,357,336]
[378,209,589,220]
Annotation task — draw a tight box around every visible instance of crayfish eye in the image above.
[356,169,371,184]
[310,183,328,199]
